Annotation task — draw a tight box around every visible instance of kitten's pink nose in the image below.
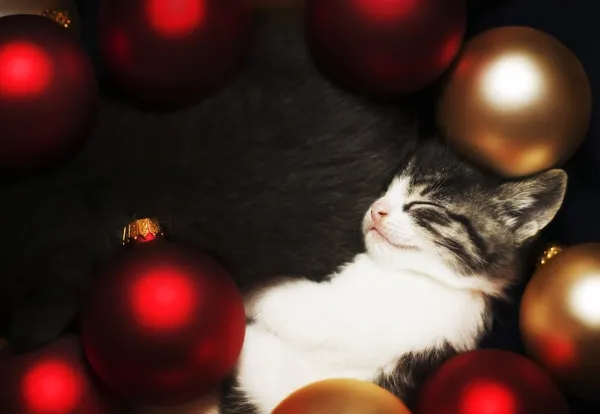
[371,199,390,223]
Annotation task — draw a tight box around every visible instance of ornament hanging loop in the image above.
[538,244,563,267]
[122,218,164,245]
[40,9,71,29]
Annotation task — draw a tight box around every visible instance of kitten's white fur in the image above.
[217,177,493,413]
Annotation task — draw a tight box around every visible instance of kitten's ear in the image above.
[496,169,567,243]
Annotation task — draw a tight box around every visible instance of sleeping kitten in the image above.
[217,142,567,413]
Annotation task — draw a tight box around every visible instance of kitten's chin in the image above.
[365,228,419,252]
[365,239,507,297]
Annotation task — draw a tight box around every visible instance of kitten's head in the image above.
[363,143,567,296]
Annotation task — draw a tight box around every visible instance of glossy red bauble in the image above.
[0,335,123,414]
[81,241,246,406]
[0,14,97,171]
[99,0,251,108]
[305,0,466,96]
[415,349,570,414]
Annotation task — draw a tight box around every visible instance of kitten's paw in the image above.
[247,279,332,348]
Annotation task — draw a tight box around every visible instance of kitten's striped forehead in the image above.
[386,173,437,202]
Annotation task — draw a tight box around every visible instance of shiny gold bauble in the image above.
[0,0,79,33]
[520,243,600,400]
[272,378,411,414]
[437,26,592,178]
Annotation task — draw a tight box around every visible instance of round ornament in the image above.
[305,0,467,97]
[99,0,251,108]
[0,14,97,171]
[0,335,123,414]
[415,349,569,414]
[436,26,592,178]
[272,378,411,414]
[521,243,600,400]
[81,219,246,406]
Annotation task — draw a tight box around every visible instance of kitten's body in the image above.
[237,253,484,413]
[215,146,566,413]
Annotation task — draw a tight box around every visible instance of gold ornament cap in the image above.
[40,9,72,29]
[122,218,164,246]
[537,243,563,267]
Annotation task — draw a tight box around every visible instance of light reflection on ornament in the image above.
[0,41,51,97]
[569,277,600,326]
[461,380,517,414]
[22,360,83,413]
[146,0,206,38]
[481,54,543,110]
[131,269,198,331]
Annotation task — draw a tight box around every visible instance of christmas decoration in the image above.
[538,244,563,267]
[272,378,411,414]
[0,14,97,171]
[81,219,246,406]
[0,0,79,30]
[305,0,467,96]
[0,0,80,35]
[436,26,592,178]
[122,217,164,245]
[0,335,123,414]
[98,0,251,109]
[415,349,569,414]
[520,243,600,400]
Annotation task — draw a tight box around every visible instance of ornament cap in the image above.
[40,9,72,29]
[538,244,563,267]
[122,218,164,245]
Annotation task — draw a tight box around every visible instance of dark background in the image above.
[4,0,600,411]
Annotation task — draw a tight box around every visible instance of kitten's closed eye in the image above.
[403,201,445,211]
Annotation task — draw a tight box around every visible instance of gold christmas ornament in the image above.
[272,378,411,414]
[437,26,592,178]
[0,0,79,33]
[520,243,600,400]
[122,218,164,245]
[0,337,7,351]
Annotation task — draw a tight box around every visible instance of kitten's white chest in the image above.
[236,254,487,413]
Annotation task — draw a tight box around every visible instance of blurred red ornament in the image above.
[305,0,466,96]
[415,349,569,414]
[81,221,246,406]
[0,14,97,171]
[99,0,251,108]
[0,335,123,414]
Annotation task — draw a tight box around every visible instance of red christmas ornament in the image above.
[305,0,467,96]
[81,219,246,406]
[0,335,123,414]
[0,14,97,171]
[99,0,251,108]
[415,349,570,414]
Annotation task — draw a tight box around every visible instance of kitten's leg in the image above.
[246,278,341,349]
[219,376,261,414]
[374,343,457,409]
